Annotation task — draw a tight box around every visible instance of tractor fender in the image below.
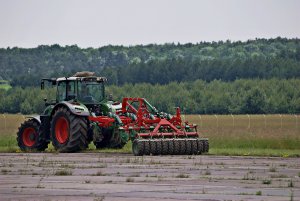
[26,116,41,124]
[51,101,90,117]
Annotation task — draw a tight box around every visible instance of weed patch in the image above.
[54,169,73,176]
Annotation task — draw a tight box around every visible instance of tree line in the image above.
[0,37,300,86]
[0,78,299,114]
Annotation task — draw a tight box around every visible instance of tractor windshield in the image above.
[78,81,104,104]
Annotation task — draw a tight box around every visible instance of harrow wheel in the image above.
[167,139,174,155]
[17,119,49,151]
[144,140,151,155]
[156,140,162,155]
[191,139,198,155]
[150,140,158,155]
[51,107,88,152]
[173,139,181,155]
[132,139,144,156]
[161,140,169,155]
[196,138,203,154]
[202,139,209,153]
[185,139,193,155]
[178,139,186,155]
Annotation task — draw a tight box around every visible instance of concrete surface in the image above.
[0,153,299,201]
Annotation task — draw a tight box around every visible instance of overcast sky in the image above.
[0,0,299,48]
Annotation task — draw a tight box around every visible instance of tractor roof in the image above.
[56,76,107,82]
[56,71,107,82]
[41,72,107,84]
[73,71,95,77]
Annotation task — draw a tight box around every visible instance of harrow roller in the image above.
[132,138,205,156]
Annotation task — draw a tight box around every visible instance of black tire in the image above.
[196,138,203,155]
[203,139,209,153]
[161,139,169,155]
[51,107,88,152]
[17,119,49,151]
[144,140,151,155]
[107,128,127,149]
[178,139,186,155]
[173,139,180,155]
[191,139,198,155]
[94,128,127,149]
[150,140,157,155]
[167,139,174,155]
[156,139,162,155]
[86,125,94,145]
[132,139,144,156]
[93,128,110,148]
[185,139,193,155]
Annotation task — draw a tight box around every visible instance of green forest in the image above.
[0,37,299,114]
[0,79,299,114]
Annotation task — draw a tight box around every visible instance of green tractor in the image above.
[17,72,127,152]
[17,72,209,155]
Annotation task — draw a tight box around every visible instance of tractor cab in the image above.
[41,72,107,105]
[55,76,106,104]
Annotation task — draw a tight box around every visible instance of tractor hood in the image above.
[105,101,122,113]
[52,101,90,116]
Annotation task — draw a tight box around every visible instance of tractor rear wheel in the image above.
[51,107,88,152]
[17,119,49,151]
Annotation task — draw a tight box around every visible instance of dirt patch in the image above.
[0,153,299,201]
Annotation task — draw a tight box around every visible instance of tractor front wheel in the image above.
[51,107,88,152]
[17,119,49,151]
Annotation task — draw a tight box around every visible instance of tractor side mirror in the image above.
[108,94,113,101]
[44,98,49,106]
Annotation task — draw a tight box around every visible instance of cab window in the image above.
[57,82,66,102]
[57,81,76,101]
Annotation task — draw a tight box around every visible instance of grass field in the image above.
[0,114,299,156]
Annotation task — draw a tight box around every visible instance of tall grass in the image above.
[0,114,299,156]
[186,114,300,150]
